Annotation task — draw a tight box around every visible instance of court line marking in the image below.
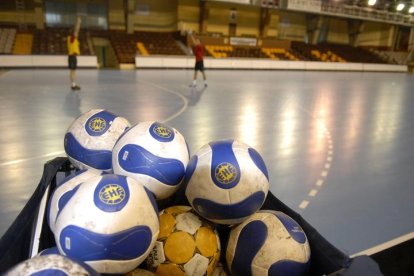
[299,200,309,209]
[308,189,318,197]
[351,231,414,257]
[0,80,188,167]
[298,116,334,210]
[139,80,188,123]
[296,113,414,255]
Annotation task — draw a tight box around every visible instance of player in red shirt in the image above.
[190,34,207,87]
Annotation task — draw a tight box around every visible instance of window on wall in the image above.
[44,1,108,29]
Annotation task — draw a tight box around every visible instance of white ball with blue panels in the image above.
[226,210,311,276]
[185,139,269,225]
[5,254,99,276]
[64,109,131,172]
[54,174,159,274]
[47,169,101,233]
[112,121,189,200]
[38,247,60,256]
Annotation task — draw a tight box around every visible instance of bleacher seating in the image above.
[0,28,16,54]
[135,31,184,56]
[262,48,299,61]
[108,31,137,63]
[91,30,185,63]
[206,45,294,59]
[0,25,398,66]
[290,41,319,61]
[205,45,233,58]
[319,43,386,63]
[370,49,408,65]
[229,47,269,58]
[290,41,388,63]
[32,28,91,55]
[136,42,149,56]
[13,33,33,54]
[310,49,345,62]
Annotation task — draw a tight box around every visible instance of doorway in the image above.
[92,37,118,68]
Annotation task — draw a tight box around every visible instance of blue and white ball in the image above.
[64,109,131,172]
[226,211,311,276]
[112,121,189,200]
[185,140,269,224]
[54,174,160,274]
[38,247,60,256]
[47,169,101,233]
[5,254,99,276]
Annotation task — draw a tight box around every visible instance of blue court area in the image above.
[0,69,413,255]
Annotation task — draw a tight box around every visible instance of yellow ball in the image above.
[146,206,221,276]
[126,268,156,276]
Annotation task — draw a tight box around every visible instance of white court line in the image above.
[297,106,335,210]
[351,232,414,257]
[316,179,324,186]
[299,200,309,209]
[0,80,188,168]
[139,80,189,123]
[308,189,318,197]
[0,151,65,167]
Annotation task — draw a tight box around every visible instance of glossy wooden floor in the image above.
[1,69,413,256]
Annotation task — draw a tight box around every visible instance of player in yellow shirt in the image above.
[67,16,81,90]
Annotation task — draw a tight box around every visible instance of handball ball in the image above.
[5,254,99,276]
[38,247,60,256]
[185,139,269,224]
[146,206,220,276]
[112,121,189,200]
[126,268,156,276]
[54,174,159,274]
[64,109,131,172]
[47,169,101,233]
[226,211,311,276]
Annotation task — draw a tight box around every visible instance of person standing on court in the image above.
[190,33,207,88]
[67,16,82,90]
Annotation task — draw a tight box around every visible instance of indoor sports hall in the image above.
[0,0,413,275]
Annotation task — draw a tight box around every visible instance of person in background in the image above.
[190,33,207,88]
[67,16,82,90]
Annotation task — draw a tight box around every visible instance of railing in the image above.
[251,0,414,27]
[322,4,414,26]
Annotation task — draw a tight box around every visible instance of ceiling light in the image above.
[396,3,405,11]
[409,6,414,13]
[368,0,376,6]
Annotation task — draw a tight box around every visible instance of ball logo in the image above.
[153,124,172,139]
[149,122,175,142]
[99,184,126,205]
[88,117,107,133]
[215,162,238,184]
